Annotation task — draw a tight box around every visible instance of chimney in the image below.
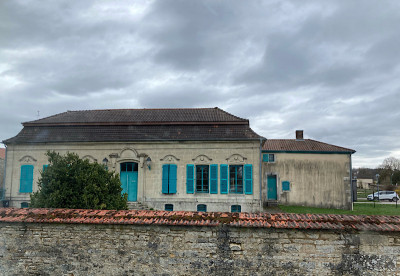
[296,130,304,140]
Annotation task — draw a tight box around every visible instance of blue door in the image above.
[267,175,277,200]
[120,162,138,202]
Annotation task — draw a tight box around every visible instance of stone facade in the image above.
[263,153,352,210]
[0,221,399,275]
[4,140,262,212]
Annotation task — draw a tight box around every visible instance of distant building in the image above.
[262,130,355,209]
[357,179,373,189]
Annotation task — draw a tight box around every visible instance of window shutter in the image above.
[220,164,228,194]
[43,164,48,171]
[162,164,169,194]
[210,164,218,194]
[186,164,194,194]
[262,154,269,162]
[169,164,177,194]
[244,164,253,195]
[20,165,33,193]
[282,181,290,191]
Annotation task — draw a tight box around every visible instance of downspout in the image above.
[259,138,263,212]
[349,153,353,211]
[1,145,7,201]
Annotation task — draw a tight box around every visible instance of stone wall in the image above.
[1,221,400,275]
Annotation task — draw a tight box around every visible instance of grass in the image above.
[278,202,400,216]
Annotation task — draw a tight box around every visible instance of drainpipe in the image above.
[1,145,7,201]
[259,138,264,213]
[349,153,353,211]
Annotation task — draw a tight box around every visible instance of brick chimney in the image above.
[296,130,304,140]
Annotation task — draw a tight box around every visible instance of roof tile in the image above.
[1,208,399,232]
[263,139,355,153]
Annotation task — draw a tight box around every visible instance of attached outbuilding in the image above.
[262,130,355,210]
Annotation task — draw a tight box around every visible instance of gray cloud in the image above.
[1,0,400,168]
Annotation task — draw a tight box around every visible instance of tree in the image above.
[378,157,400,185]
[30,151,127,210]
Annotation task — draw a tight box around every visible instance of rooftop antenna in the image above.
[37,110,40,119]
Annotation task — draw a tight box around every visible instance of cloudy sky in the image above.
[1,0,399,168]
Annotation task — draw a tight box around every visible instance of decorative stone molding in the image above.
[119,148,138,159]
[226,154,247,163]
[192,154,212,163]
[82,155,97,163]
[160,155,180,162]
[19,155,37,163]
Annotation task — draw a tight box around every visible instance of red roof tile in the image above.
[263,139,355,153]
[0,208,399,232]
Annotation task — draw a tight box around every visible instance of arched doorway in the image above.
[120,162,138,202]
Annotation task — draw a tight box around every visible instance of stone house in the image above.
[262,130,355,209]
[2,108,264,212]
[357,178,373,189]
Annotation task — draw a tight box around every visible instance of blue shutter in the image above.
[220,164,228,194]
[262,154,269,162]
[244,164,253,194]
[169,164,177,194]
[282,181,290,191]
[186,164,194,194]
[210,164,218,194]
[20,165,34,193]
[162,164,169,194]
[43,164,48,171]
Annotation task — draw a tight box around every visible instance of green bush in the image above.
[30,151,127,210]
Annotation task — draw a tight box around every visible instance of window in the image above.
[263,154,275,162]
[197,204,207,212]
[20,165,34,193]
[21,202,29,208]
[231,205,241,212]
[282,181,290,191]
[162,164,177,194]
[196,165,209,193]
[220,164,253,194]
[43,164,49,171]
[165,204,174,211]
[229,165,243,194]
[187,164,218,194]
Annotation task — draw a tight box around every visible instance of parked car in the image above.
[367,191,400,201]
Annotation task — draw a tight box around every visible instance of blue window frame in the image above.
[162,164,177,194]
[282,181,290,191]
[20,165,34,193]
[165,204,174,211]
[229,165,243,194]
[197,204,207,212]
[196,165,209,193]
[231,205,241,212]
[263,154,275,162]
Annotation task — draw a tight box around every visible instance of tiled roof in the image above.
[23,108,247,126]
[0,148,5,159]
[263,139,355,153]
[4,108,264,144]
[4,124,263,144]
[0,208,399,232]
